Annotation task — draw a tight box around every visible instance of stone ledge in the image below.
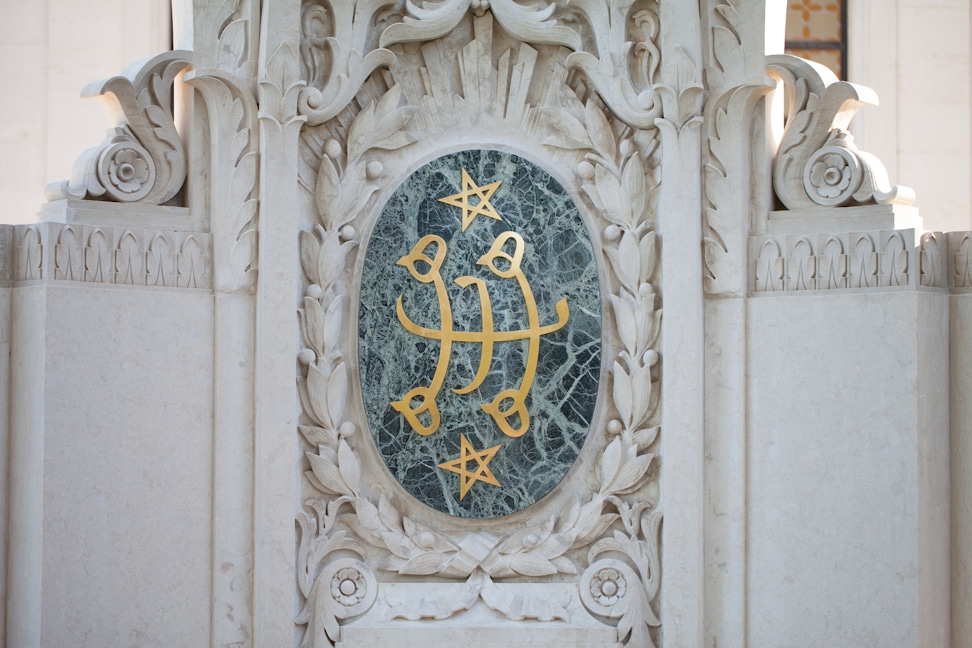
[41,198,199,232]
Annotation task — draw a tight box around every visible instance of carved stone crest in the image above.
[294,3,663,646]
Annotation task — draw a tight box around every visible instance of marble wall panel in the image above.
[0,284,9,644]
[745,289,948,647]
[950,293,972,648]
[37,285,214,647]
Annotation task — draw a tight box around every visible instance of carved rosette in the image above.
[294,3,663,646]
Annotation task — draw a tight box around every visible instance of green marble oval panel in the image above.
[358,150,601,518]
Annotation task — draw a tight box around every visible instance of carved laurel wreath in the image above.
[293,3,663,647]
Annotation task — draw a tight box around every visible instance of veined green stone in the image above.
[358,150,601,518]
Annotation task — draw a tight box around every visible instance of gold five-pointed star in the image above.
[437,434,502,499]
[438,168,503,232]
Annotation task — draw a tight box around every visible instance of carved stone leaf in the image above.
[380,532,416,560]
[231,151,257,218]
[307,452,351,495]
[354,496,383,535]
[616,585,653,646]
[378,494,403,533]
[343,510,386,548]
[595,165,625,226]
[327,363,349,426]
[531,532,575,560]
[316,157,341,230]
[550,556,578,574]
[612,363,633,428]
[713,25,744,82]
[621,156,647,227]
[703,163,730,216]
[302,297,326,356]
[613,230,641,293]
[319,593,342,644]
[600,436,624,493]
[610,295,637,356]
[371,130,417,152]
[703,208,729,252]
[323,295,345,355]
[305,364,334,428]
[639,232,657,283]
[232,229,256,276]
[299,425,338,449]
[585,99,617,163]
[372,102,416,146]
[234,198,258,243]
[574,513,621,548]
[399,552,451,576]
[317,231,346,288]
[559,500,581,532]
[304,469,331,497]
[630,365,653,425]
[299,229,322,284]
[346,101,376,163]
[506,554,558,577]
[631,427,659,451]
[716,1,743,27]
[496,517,554,554]
[337,438,360,495]
[581,181,606,213]
[539,107,595,151]
[606,453,653,495]
[676,46,698,94]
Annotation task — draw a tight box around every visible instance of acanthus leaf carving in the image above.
[298,0,399,126]
[768,54,916,211]
[46,51,193,206]
[184,67,260,291]
[12,223,211,288]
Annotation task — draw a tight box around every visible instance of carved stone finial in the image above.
[768,54,915,210]
[45,50,193,206]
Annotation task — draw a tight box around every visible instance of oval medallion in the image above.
[359,150,601,518]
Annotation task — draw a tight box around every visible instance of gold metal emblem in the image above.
[437,168,503,232]
[436,434,502,499]
[392,169,571,500]
[392,232,569,438]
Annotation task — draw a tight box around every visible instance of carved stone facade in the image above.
[0,2,966,648]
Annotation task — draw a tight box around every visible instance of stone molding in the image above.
[3,221,211,289]
[747,227,968,294]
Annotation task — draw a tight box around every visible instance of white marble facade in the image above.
[0,1,968,647]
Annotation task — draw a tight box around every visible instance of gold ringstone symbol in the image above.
[437,434,502,499]
[392,169,572,500]
[391,231,569,438]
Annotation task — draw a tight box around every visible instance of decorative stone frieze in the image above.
[948,231,972,290]
[748,228,955,293]
[9,221,211,289]
[0,224,12,283]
